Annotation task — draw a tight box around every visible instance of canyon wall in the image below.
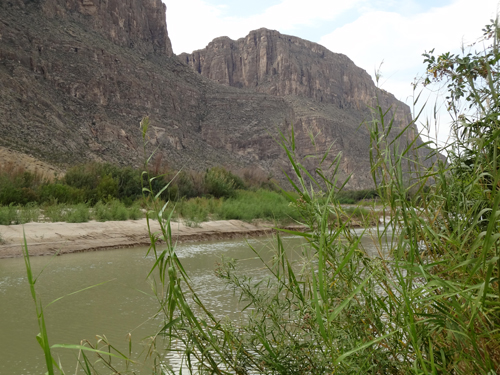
[179,28,421,187]
[0,0,428,189]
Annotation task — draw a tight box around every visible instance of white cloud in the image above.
[318,0,499,145]
[164,0,362,54]
[245,0,362,30]
[319,0,499,99]
[164,0,225,53]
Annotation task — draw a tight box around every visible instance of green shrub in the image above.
[63,163,99,190]
[109,200,129,221]
[18,202,41,224]
[336,188,378,203]
[218,189,299,222]
[336,196,355,204]
[64,163,143,204]
[38,183,84,204]
[127,204,142,220]
[177,197,209,224]
[66,204,90,223]
[92,200,130,221]
[93,201,112,222]
[0,204,18,225]
[0,166,47,206]
[170,170,203,200]
[343,206,368,217]
[171,190,300,223]
[0,184,22,206]
[205,167,240,198]
[0,183,38,206]
[97,175,119,202]
[42,204,68,223]
[114,167,142,201]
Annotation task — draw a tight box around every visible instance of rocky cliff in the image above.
[0,0,426,190]
[179,28,401,115]
[0,0,289,175]
[41,0,172,56]
[179,28,420,187]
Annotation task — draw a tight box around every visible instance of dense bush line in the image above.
[0,162,280,206]
[0,162,378,226]
[335,188,379,204]
[0,161,378,208]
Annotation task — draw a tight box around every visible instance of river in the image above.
[0,229,387,374]
[0,235,312,374]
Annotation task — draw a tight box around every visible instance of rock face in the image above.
[41,0,173,56]
[0,0,427,190]
[179,28,389,111]
[179,28,420,187]
[0,0,288,175]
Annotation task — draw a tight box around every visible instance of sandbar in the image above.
[0,219,306,258]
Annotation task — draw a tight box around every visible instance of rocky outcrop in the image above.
[0,1,431,190]
[178,28,409,124]
[38,0,173,56]
[179,28,424,188]
[0,0,291,181]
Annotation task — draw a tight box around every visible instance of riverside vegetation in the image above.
[23,22,500,374]
[0,161,377,226]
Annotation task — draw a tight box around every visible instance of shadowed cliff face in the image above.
[0,1,429,190]
[0,0,293,183]
[39,0,173,56]
[179,28,425,188]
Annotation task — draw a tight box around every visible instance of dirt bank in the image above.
[0,219,306,259]
[0,146,63,179]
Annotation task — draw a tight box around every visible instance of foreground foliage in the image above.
[142,21,499,374]
[24,21,499,375]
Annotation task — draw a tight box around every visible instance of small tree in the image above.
[96,175,118,202]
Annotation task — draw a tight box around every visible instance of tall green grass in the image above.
[173,190,300,224]
[0,191,301,225]
[0,204,19,225]
[25,21,500,374]
[139,21,499,374]
[217,189,300,222]
[66,203,90,223]
[0,201,143,224]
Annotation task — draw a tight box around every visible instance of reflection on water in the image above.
[0,235,307,374]
[0,229,389,374]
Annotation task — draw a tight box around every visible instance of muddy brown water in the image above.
[0,230,387,374]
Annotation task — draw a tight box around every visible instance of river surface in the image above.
[0,230,387,374]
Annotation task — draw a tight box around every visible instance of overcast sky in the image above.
[163,0,499,146]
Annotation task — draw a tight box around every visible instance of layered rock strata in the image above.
[0,0,427,190]
[179,28,420,187]
[179,28,398,113]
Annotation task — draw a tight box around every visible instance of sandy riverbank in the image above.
[0,219,306,259]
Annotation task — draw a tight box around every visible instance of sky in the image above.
[163,0,499,147]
